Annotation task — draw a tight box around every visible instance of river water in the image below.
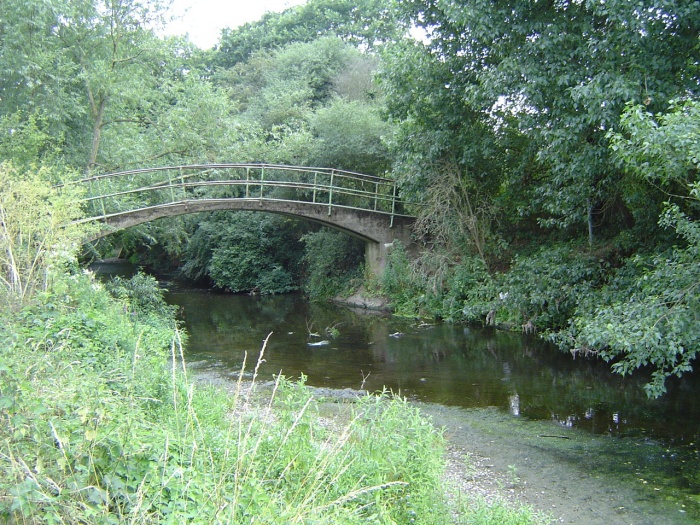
[95,262,700,523]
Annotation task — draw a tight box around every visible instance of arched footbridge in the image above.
[72,164,416,273]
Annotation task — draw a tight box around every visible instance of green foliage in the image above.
[387,0,700,239]
[105,271,178,321]
[441,256,495,324]
[551,244,699,398]
[380,244,498,322]
[379,39,505,207]
[214,0,407,67]
[104,73,248,169]
[182,212,305,294]
[225,36,365,131]
[550,101,700,397]
[0,112,63,170]
[493,246,605,331]
[380,241,603,331]
[381,242,431,318]
[610,101,700,187]
[301,228,365,300]
[0,163,87,309]
[410,163,503,270]
[1,0,174,170]
[0,270,176,524]
[309,98,394,174]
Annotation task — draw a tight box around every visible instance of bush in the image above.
[301,229,365,300]
[0,163,86,309]
[181,212,304,294]
[551,239,700,398]
[381,242,427,317]
[488,245,605,331]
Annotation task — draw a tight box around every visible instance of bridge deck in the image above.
[65,164,416,273]
[73,164,412,225]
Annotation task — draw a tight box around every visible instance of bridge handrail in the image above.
[71,163,395,185]
[71,163,415,226]
[78,180,397,206]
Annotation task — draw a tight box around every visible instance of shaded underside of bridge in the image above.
[90,198,415,275]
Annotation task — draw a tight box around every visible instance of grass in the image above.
[0,271,549,524]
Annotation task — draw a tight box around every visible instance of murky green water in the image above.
[164,288,699,442]
[94,262,700,523]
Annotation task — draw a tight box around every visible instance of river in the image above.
[96,262,700,524]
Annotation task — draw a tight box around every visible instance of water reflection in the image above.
[162,287,700,447]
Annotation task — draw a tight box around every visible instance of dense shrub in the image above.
[490,245,605,331]
[301,228,365,300]
[380,242,428,317]
[551,229,700,397]
[181,212,304,294]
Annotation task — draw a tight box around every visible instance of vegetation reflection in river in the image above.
[164,286,700,448]
[163,288,700,522]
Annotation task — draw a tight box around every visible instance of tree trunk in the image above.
[587,199,594,247]
[87,96,106,172]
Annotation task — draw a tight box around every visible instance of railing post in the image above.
[390,181,397,228]
[168,169,176,203]
[328,170,334,216]
[246,167,250,198]
[313,171,318,203]
[374,181,379,211]
[96,177,107,219]
[260,166,265,201]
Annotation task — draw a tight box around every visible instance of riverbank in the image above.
[194,368,698,525]
[191,369,548,524]
[0,271,454,524]
[422,404,697,525]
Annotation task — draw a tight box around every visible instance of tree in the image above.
[301,228,364,299]
[0,0,190,172]
[379,38,507,263]
[388,0,700,244]
[222,36,365,131]
[309,98,393,175]
[553,100,700,397]
[214,0,407,69]
[0,0,83,156]
[56,0,170,171]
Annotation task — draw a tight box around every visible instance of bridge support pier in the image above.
[365,242,385,277]
[364,221,415,277]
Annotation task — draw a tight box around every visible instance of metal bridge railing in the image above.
[68,164,411,227]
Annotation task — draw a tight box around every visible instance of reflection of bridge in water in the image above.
[73,164,416,273]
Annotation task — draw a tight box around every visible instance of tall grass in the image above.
[0,270,452,524]
[0,270,550,524]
